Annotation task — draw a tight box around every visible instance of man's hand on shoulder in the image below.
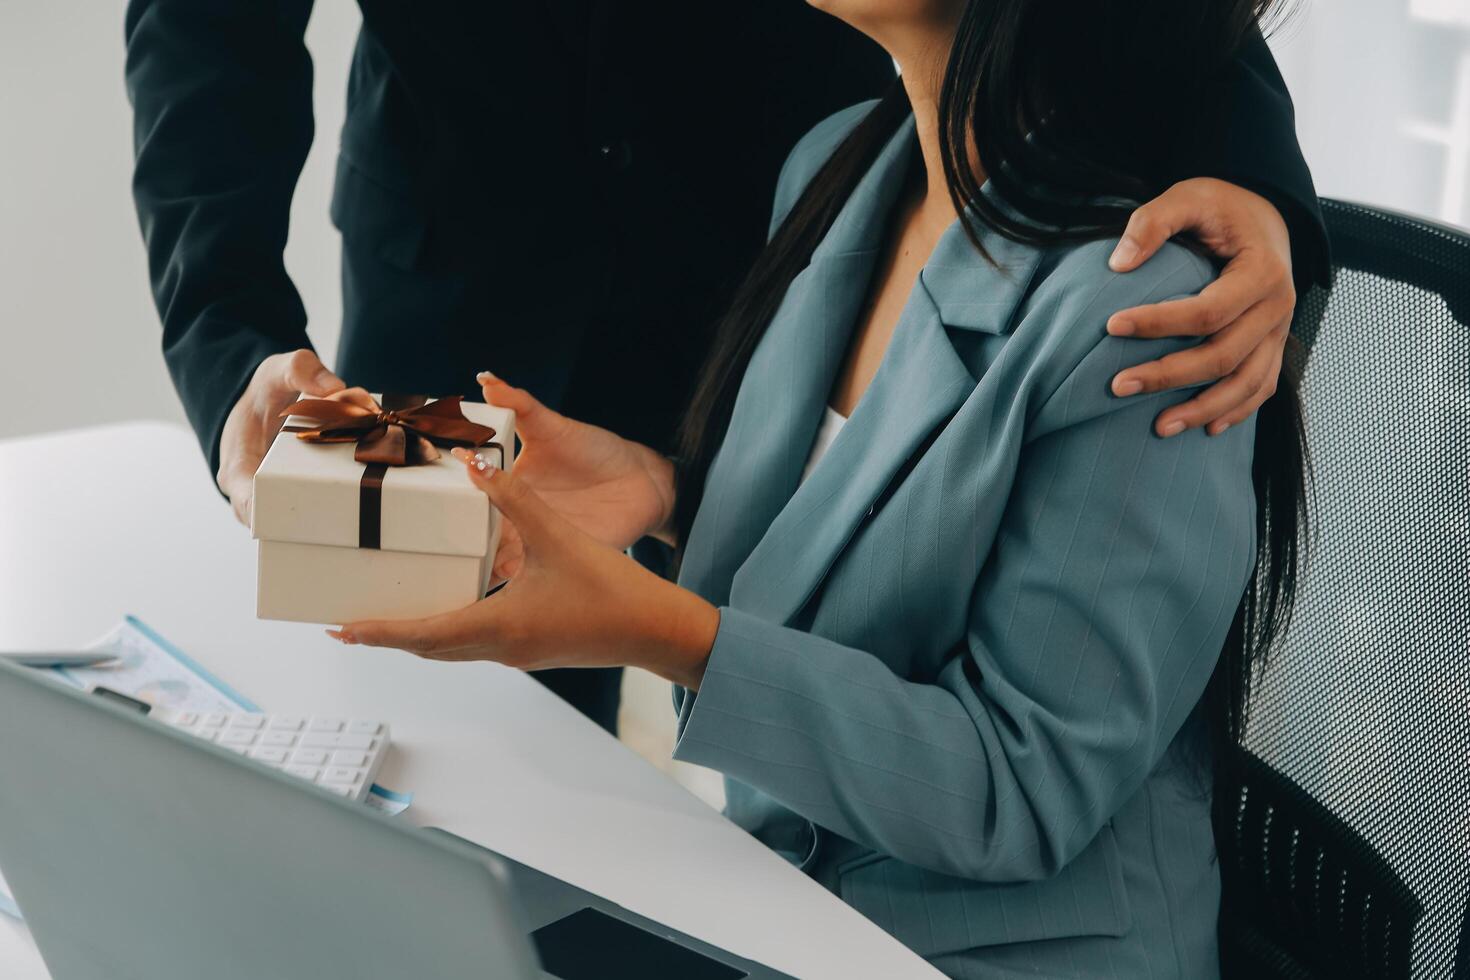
[1104,177,1296,438]
[218,349,345,526]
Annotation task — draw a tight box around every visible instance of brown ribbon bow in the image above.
[281,394,496,466]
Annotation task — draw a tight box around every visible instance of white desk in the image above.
[0,422,939,980]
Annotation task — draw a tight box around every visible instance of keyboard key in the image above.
[298,733,374,750]
[192,712,389,804]
[322,767,360,785]
[186,714,393,805]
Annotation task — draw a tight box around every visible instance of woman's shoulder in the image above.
[1035,235,1216,320]
[1010,236,1219,429]
[768,99,884,234]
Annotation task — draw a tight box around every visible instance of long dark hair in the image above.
[675,1,1309,797]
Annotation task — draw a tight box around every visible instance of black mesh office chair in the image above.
[1215,200,1470,979]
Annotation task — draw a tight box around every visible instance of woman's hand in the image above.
[328,448,719,689]
[1105,178,1296,438]
[477,371,677,579]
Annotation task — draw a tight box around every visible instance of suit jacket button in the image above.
[596,139,633,172]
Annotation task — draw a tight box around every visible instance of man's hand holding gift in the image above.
[217,349,381,525]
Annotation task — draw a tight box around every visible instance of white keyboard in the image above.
[152,709,389,803]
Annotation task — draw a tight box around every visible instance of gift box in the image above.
[251,394,515,624]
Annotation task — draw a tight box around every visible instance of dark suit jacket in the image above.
[124,2,1327,475]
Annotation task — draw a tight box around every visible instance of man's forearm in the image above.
[125,0,318,473]
[1171,29,1330,289]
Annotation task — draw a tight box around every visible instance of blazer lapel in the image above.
[678,118,918,607]
[728,280,974,625]
[678,112,1049,624]
[730,209,1046,626]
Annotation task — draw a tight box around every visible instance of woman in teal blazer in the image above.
[334,0,1309,975]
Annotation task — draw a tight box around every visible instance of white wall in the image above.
[0,1,359,442]
[1269,0,1470,228]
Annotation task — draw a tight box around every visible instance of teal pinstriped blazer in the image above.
[672,102,1257,979]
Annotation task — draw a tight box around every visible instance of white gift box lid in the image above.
[251,398,515,559]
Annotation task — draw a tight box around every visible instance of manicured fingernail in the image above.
[476,371,497,383]
[1210,422,1230,436]
[1109,239,1140,271]
[326,628,357,645]
[1160,420,1186,437]
[451,447,472,462]
[1112,377,1144,397]
[1107,317,1135,337]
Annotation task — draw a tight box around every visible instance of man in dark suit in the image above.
[125,3,1326,735]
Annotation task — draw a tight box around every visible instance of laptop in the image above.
[0,657,785,979]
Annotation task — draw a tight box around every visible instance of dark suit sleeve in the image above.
[1171,31,1330,288]
[125,0,318,476]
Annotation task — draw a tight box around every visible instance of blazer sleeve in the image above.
[125,0,318,476]
[672,259,1259,882]
[1170,30,1330,288]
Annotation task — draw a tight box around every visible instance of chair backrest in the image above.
[1216,200,1470,979]
[1217,746,1424,977]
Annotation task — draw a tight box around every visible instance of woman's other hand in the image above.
[1105,178,1296,438]
[329,450,718,689]
[477,371,676,579]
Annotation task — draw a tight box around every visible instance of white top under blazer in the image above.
[799,406,848,486]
